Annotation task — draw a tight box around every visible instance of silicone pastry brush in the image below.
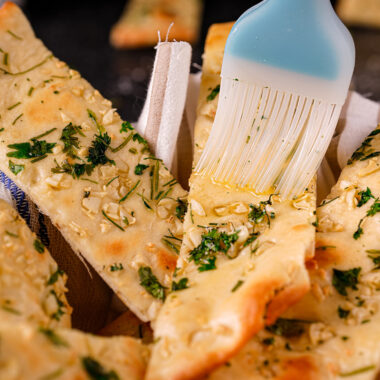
[196,0,355,197]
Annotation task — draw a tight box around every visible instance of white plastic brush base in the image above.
[222,55,351,106]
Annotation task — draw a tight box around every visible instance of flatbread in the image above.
[208,125,380,379]
[0,198,71,328]
[337,0,380,29]
[110,0,203,48]
[0,319,149,380]
[146,23,316,380]
[0,2,187,322]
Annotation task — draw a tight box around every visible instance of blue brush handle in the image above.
[226,0,354,80]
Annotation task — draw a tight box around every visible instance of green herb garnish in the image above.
[38,327,69,347]
[266,318,310,337]
[317,196,339,208]
[7,30,22,40]
[81,356,120,380]
[175,198,188,222]
[189,228,239,272]
[243,232,260,247]
[207,84,220,101]
[138,266,166,301]
[5,230,18,238]
[231,280,244,292]
[340,365,375,377]
[0,55,52,76]
[120,121,134,133]
[357,187,374,207]
[11,113,23,125]
[50,290,65,321]
[338,306,350,319]
[262,337,275,345]
[135,163,149,175]
[86,132,115,170]
[47,268,64,285]
[110,263,124,272]
[102,210,125,231]
[162,238,180,254]
[119,180,140,203]
[248,195,276,227]
[34,238,45,253]
[332,268,361,296]
[60,123,83,158]
[172,278,189,291]
[7,136,55,161]
[7,101,21,110]
[9,160,24,175]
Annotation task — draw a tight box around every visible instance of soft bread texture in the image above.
[208,126,380,379]
[146,23,316,380]
[0,319,149,380]
[110,0,202,48]
[0,3,187,322]
[337,0,380,28]
[0,199,71,328]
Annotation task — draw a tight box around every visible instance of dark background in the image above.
[18,0,380,124]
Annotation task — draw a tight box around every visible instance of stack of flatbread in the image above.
[1,2,380,380]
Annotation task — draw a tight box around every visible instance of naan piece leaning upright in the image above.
[146,23,316,380]
[0,2,187,322]
[208,126,380,380]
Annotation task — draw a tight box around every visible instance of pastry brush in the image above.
[195,0,355,198]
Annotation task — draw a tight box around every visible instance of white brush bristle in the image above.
[195,78,341,198]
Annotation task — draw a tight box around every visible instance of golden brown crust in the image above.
[110,0,203,48]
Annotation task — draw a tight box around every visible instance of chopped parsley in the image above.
[51,160,91,179]
[110,263,124,272]
[86,132,115,169]
[87,109,105,133]
[207,84,220,101]
[332,268,361,296]
[231,280,244,292]
[189,229,239,272]
[7,137,56,162]
[81,356,120,380]
[8,160,24,175]
[47,268,64,285]
[34,238,45,254]
[171,278,189,291]
[60,123,84,158]
[138,266,166,301]
[38,327,69,347]
[266,318,310,337]
[357,187,374,207]
[7,101,21,110]
[120,121,134,133]
[50,290,65,321]
[175,198,188,222]
[353,198,380,239]
[12,113,23,125]
[338,306,350,319]
[134,163,149,175]
[367,249,380,268]
[248,195,276,227]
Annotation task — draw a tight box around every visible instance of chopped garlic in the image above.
[190,199,206,216]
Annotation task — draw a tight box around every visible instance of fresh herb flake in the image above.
[332,267,361,296]
[8,160,24,175]
[138,266,166,301]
